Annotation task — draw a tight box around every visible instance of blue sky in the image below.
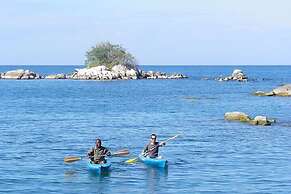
[1,0,291,65]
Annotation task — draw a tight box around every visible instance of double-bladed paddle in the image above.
[64,149,129,163]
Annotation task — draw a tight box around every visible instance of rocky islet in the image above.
[0,65,187,80]
[216,69,248,82]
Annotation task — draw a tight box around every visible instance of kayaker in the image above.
[142,134,166,158]
[87,138,111,164]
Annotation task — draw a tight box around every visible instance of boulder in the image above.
[1,69,41,79]
[272,84,291,96]
[2,69,25,79]
[254,84,291,97]
[249,116,274,126]
[126,69,137,77]
[224,112,251,122]
[112,65,127,77]
[231,69,243,77]
[225,112,275,126]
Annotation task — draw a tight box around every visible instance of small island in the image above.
[0,42,187,80]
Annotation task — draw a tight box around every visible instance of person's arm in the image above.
[104,148,111,156]
[87,148,94,158]
[142,144,149,155]
[159,141,166,147]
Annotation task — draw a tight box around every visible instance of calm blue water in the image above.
[0,65,291,194]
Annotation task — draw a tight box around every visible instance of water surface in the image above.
[0,65,291,193]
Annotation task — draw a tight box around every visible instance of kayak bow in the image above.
[87,160,111,174]
[138,154,168,168]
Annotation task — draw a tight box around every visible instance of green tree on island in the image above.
[85,42,138,70]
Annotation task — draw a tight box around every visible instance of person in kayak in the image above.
[87,138,111,164]
[142,134,166,158]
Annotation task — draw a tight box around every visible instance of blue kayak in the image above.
[138,154,168,168]
[87,160,111,174]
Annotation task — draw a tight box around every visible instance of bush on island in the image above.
[85,42,138,70]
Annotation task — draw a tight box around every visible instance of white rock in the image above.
[231,69,243,77]
[112,65,128,77]
[126,69,137,77]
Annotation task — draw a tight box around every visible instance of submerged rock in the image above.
[216,69,248,82]
[224,112,275,126]
[254,84,291,97]
[0,69,41,79]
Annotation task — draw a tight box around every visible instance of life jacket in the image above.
[93,146,108,162]
[146,142,159,158]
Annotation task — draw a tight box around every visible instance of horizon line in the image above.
[0,64,291,66]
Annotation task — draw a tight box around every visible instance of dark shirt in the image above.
[88,146,111,164]
[143,142,161,158]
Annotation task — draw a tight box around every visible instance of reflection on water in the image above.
[64,170,78,177]
[145,166,168,193]
[88,170,111,178]
[88,170,111,194]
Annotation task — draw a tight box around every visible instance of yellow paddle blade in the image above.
[64,156,82,163]
[125,157,138,164]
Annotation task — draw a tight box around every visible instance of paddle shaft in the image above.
[89,150,129,158]
[144,134,180,154]
[65,149,129,163]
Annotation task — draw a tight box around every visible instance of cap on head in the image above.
[151,133,157,139]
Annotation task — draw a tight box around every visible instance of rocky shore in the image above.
[0,65,187,80]
[224,112,275,126]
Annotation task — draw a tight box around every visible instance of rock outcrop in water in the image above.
[0,69,41,79]
[224,112,251,122]
[45,73,67,79]
[216,69,248,82]
[0,66,187,81]
[69,65,139,80]
[68,65,187,80]
[254,84,291,97]
[224,112,275,126]
[141,70,186,79]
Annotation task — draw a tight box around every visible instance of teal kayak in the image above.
[87,160,111,174]
[138,154,168,168]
